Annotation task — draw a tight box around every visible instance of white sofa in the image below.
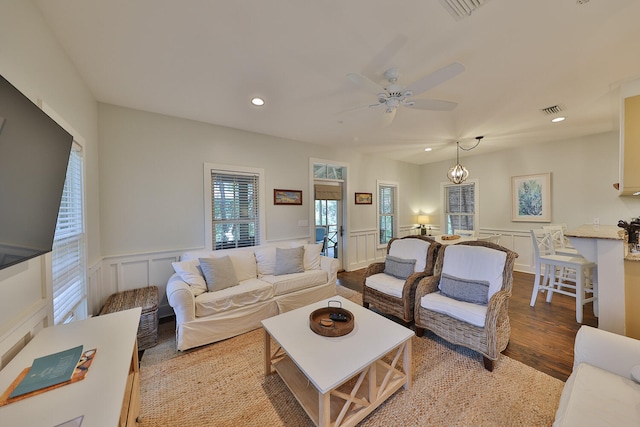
[167,240,338,350]
[553,325,640,427]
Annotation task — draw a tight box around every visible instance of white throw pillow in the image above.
[389,239,429,273]
[172,259,207,296]
[254,246,277,276]
[441,245,506,300]
[291,242,322,270]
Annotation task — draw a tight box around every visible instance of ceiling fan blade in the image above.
[380,108,397,127]
[407,99,458,111]
[346,72,385,95]
[405,62,465,96]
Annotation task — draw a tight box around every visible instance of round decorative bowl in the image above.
[309,300,354,337]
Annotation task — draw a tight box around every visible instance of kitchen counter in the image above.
[566,225,626,334]
[565,224,624,240]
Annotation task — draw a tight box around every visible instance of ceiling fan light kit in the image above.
[447,136,483,184]
[347,62,465,125]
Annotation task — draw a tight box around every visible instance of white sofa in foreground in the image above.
[167,240,338,350]
[553,325,640,427]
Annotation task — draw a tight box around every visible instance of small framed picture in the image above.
[274,189,303,205]
[355,192,372,205]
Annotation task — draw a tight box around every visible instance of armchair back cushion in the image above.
[440,244,507,300]
[388,238,430,273]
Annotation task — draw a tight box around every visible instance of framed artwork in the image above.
[355,192,372,205]
[274,189,302,205]
[511,173,551,222]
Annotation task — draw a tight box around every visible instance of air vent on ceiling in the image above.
[439,0,491,20]
[540,104,566,115]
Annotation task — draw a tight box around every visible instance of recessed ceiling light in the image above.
[251,97,265,106]
[551,117,565,123]
[424,148,433,152]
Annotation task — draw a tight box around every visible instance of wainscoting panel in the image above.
[101,250,182,318]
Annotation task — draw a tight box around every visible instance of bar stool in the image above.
[530,229,597,323]
[543,224,579,256]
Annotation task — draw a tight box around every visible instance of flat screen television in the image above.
[0,74,73,271]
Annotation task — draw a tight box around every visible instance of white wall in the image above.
[98,104,423,255]
[0,0,99,362]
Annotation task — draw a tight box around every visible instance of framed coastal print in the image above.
[511,173,551,222]
[355,192,372,205]
[274,189,302,205]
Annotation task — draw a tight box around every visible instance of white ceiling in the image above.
[35,0,640,165]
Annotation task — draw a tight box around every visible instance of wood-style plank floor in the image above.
[337,269,598,382]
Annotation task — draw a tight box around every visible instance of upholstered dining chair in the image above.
[362,235,441,326]
[414,241,518,371]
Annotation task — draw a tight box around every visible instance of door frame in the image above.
[309,157,350,271]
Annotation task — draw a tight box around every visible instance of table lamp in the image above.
[418,215,431,236]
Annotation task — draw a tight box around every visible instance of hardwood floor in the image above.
[337,269,597,382]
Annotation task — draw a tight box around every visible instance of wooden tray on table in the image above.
[309,300,354,337]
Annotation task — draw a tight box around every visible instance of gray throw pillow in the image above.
[199,256,239,292]
[274,247,305,276]
[439,273,490,305]
[384,255,416,280]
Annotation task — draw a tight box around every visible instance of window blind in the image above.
[314,184,342,200]
[445,183,475,233]
[379,185,396,245]
[52,144,85,325]
[211,171,260,250]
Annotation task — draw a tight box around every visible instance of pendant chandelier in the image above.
[447,136,483,184]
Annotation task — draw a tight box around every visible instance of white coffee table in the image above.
[261,296,413,427]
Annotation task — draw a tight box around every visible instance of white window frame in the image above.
[377,180,399,248]
[441,179,479,235]
[52,142,87,325]
[204,163,266,250]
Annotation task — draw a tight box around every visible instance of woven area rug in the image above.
[139,287,563,426]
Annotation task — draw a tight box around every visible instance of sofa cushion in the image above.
[199,256,239,292]
[260,270,328,296]
[439,273,490,305]
[194,278,274,317]
[388,239,430,273]
[384,255,416,280]
[274,247,305,275]
[441,245,506,300]
[365,272,405,298]
[419,292,487,327]
[291,242,322,270]
[553,362,640,427]
[254,246,277,276]
[172,259,207,296]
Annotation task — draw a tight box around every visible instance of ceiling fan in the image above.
[346,62,465,126]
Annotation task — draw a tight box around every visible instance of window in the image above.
[444,182,477,235]
[377,181,398,246]
[52,143,86,325]
[205,164,264,250]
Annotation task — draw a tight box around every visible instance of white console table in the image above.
[566,225,626,334]
[0,308,142,427]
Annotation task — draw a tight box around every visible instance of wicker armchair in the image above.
[414,241,518,371]
[362,235,440,326]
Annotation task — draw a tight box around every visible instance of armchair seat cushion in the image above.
[419,292,487,327]
[365,273,405,298]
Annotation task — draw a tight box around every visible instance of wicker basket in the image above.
[100,286,159,350]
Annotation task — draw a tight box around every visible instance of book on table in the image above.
[9,345,84,399]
